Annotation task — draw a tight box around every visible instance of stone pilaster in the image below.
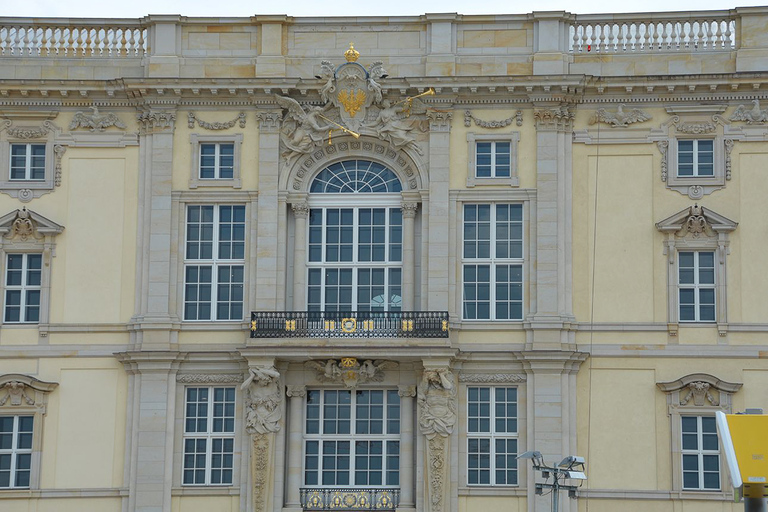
[397,385,417,512]
[426,111,452,312]
[528,106,576,349]
[417,363,456,512]
[132,108,178,348]
[117,351,184,512]
[254,16,288,76]
[520,351,587,512]
[400,200,418,311]
[254,110,282,311]
[284,385,306,512]
[290,198,309,310]
[425,13,457,76]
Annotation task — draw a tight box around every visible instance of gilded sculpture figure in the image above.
[241,366,282,435]
[417,368,457,439]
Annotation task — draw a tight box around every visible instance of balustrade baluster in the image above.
[138,29,146,56]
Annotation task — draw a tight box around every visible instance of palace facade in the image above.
[1,8,768,512]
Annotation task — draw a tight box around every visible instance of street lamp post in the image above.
[518,452,587,512]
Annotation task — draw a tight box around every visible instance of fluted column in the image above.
[291,202,309,310]
[285,385,306,509]
[400,201,418,311]
[397,385,417,511]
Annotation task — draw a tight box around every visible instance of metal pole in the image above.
[745,497,768,512]
[551,475,559,512]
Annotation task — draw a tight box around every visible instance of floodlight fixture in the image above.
[565,471,587,480]
[518,450,543,460]
[558,455,586,469]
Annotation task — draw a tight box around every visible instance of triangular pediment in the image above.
[0,207,64,240]
[655,204,737,235]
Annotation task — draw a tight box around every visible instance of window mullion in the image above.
[25,145,32,180]
[214,144,221,179]
[20,255,28,322]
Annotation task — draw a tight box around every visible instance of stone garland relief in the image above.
[418,368,456,512]
[69,106,126,132]
[464,109,523,128]
[458,373,526,383]
[241,365,282,512]
[188,111,246,130]
[176,373,244,384]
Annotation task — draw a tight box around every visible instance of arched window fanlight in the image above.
[310,160,402,193]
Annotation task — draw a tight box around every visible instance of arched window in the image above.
[307,160,403,312]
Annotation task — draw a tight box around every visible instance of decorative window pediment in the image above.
[0,373,58,412]
[656,205,736,334]
[0,207,65,244]
[657,373,741,411]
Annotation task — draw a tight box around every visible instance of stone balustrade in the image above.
[0,22,146,57]
[570,12,736,54]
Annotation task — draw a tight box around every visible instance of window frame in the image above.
[676,139,714,178]
[658,373,741,498]
[677,251,716,323]
[466,133,520,188]
[181,386,237,487]
[306,198,404,312]
[461,203,525,322]
[9,143,47,182]
[0,123,63,200]
[465,386,519,487]
[0,415,34,489]
[182,203,246,322]
[680,415,721,491]
[188,134,243,189]
[3,253,43,324]
[302,388,401,488]
[0,374,58,492]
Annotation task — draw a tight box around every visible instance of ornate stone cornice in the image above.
[137,109,176,134]
[291,202,310,219]
[458,373,526,383]
[533,106,574,131]
[256,110,282,132]
[400,202,419,218]
[286,385,306,398]
[188,111,246,130]
[176,373,244,383]
[427,111,453,132]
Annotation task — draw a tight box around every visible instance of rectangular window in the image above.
[304,389,400,487]
[183,387,236,486]
[681,416,720,491]
[677,140,714,177]
[199,143,235,180]
[184,205,245,321]
[467,387,518,486]
[475,141,511,178]
[9,144,46,181]
[678,251,715,322]
[307,207,402,312]
[0,415,33,489]
[462,204,523,320]
[4,253,42,324]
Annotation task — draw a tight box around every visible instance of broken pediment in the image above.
[657,373,741,407]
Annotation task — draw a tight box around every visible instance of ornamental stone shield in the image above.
[318,43,386,131]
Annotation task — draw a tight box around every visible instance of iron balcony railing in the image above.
[250,311,449,338]
[300,487,400,511]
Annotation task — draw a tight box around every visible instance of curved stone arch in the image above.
[280,136,427,194]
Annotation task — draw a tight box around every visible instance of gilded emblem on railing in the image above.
[341,318,357,333]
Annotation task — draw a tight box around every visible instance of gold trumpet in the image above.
[394,88,436,117]
[317,113,360,145]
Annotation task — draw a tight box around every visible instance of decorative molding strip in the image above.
[176,373,244,383]
[589,104,651,127]
[458,373,526,383]
[657,140,669,182]
[188,111,246,130]
[724,138,735,180]
[69,107,126,132]
[464,110,522,129]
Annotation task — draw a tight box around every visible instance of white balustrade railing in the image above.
[570,15,736,53]
[0,24,147,57]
